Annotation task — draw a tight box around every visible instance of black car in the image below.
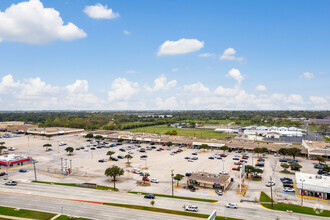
[75,148,80,150]
[184,157,190,159]
[117,155,124,159]
[140,155,148,159]
[151,146,157,149]
[185,172,192,177]
[280,177,292,182]
[0,172,6,176]
[98,159,106,163]
[109,156,118,161]
[140,148,146,152]
[279,158,288,162]
[314,163,325,169]
[188,185,196,192]
[192,152,198,155]
[119,148,126,152]
[258,158,265,162]
[90,147,96,150]
[283,183,293,188]
[288,160,298,164]
[144,194,155,199]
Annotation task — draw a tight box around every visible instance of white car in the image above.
[266,181,275,187]
[219,171,228,175]
[225,203,238,209]
[284,187,295,192]
[150,178,159,183]
[185,205,198,212]
[188,159,194,162]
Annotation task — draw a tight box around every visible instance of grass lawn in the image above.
[279,170,295,175]
[323,136,330,142]
[0,206,56,220]
[32,181,118,191]
[128,125,236,140]
[55,215,91,220]
[128,191,218,203]
[259,192,330,217]
[103,202,240,220]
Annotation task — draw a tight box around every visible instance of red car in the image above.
[242,156,248,159]
[142,177,150,181]
[232,167,239,171]
[220,154,227,157]
[162,144,166,146]
[237,162,243,165]
[159,148,164,150]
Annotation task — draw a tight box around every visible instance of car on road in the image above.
[5,181,17,186]
[150,178,159,183]
[225,203,237,209]
[215,190,223,195]
[284,187,295,192]
[185,205,198,212]
[144,194,155,199]
[266,181,275,187]
[19,169,27,172]
[0,172,6,176]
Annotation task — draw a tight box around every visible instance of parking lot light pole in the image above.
[33,160,37,181]
[270,177,273,207]
[222,160,225,171]
[171,169,174,196]
[300,179,305,207]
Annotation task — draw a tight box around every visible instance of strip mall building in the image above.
[0,154,33,168]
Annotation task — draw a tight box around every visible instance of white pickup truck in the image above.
[185,205,198,212]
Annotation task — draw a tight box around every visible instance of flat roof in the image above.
[189,171,230,185]
[0,154,32,165]
[295,172,330,193]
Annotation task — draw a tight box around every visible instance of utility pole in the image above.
[300,179,305,207]
[171,169,174,196]
[33,160,37,181]
[28,136,30,149]
[270,177,273,207]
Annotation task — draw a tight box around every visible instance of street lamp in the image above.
[171,169,174,196]
[300,179,305,206]
[222,160,225,171]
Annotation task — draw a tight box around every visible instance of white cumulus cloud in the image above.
[256,85,267,92]
[84,3,119,19]
[300,72,314,80]
[145,74,177,92]
[108,78,139,101]
[171,68,179,72]
[157,38,204,56]
[309,96,327,104]
[66,80,88,93]
[226,68,244,84]
[0,0,86,44]
[198,53,215,57]
[220,48,243,61]
[123,30,130,35]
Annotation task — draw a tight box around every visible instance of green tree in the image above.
[140,172,150,184]
[253,148,262,156]
[290,163,302,171]
[94,135,103,140]
[316,156,325,164]
[85,133,93,139]
[106,151,115,157]
[245,165,255,178]
[65,147,74,155]
[323,165,330,172]
[0,145,7,155]
[124,154,133,163]
[200,144,209,152]
[254,168,263,173]
[150,200,155,208]
[43,143,52,151]
[220,145,229,154]
[166,142,173,147]
[279,148,288,158]
[287,148,301,160]
[261,147,268,153]
[173,174,184,186]
[105,165,124,189]
[281,163,289,171]
[46,135,52,140]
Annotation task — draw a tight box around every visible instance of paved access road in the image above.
[0,182,325,220]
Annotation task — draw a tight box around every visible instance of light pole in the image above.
[300,179,305,207]
[222,160,225,171]
[171,169,174,196]
[270,176,273,207]
[33,160,37,181]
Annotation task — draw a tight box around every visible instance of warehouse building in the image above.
[302,140,330,159]
[295,172,330,200]
[0,154,33,168]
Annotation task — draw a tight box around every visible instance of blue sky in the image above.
[0,0,329,110]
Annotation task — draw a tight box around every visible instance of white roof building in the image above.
[295,172,330,195]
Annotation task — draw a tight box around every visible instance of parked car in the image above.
[110,156,118,161]
[284,187,295,192]
[185,157,190,159]
[5,181,17,186]
[288,160,298,164]
[266,181,275,187]
[0,172,6,176]
[142,177,150,181]
[191,157,198,160]
[188,185,196,192]
[150,178,159,183]
[208,156,215,160]
[185,205,198,212]
[140,148,146,152]
[220,154,227,157]
[144,194,155,199]
[242,156,249,159]
[232,167,239,171]
[314,163,325,169]
[279,158,288,162]
[233,158,239,161]
[217,157,222,160]
[225,203,238,209]
[280,177,292,182]
[185,173,192,177]
[75,147,80,150]
[219,171,228,175]
[215,190,223,195]
[283,183,293,188]
[98,159,107,163]
[192,152,198,155]
[117,155,124,159]
[188,159,194,162]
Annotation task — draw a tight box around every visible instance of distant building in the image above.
[309,119,330,125]
[0,154,33,168]
[295,172,330,200]
[302,140,330,159]
[0,121,24,129]
[243,126,304,137]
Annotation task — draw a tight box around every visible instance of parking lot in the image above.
[1,133,329,209]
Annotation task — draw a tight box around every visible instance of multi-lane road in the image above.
[0,182,325,220]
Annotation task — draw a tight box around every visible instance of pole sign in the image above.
[207,210,216,220]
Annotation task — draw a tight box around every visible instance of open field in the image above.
[127,124,236,140]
